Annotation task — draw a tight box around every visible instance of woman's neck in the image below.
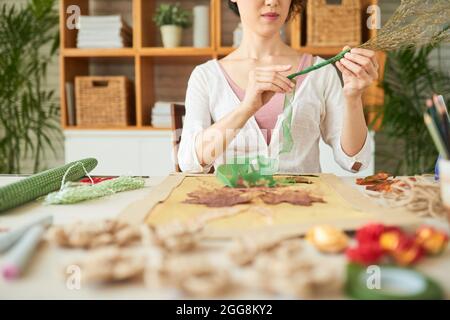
[233,28,291,60]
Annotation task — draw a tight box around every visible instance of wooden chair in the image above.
[171,103,214,173]
[171,103,185,173]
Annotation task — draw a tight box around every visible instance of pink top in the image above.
[218,54,314,144]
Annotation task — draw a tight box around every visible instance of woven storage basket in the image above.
[75,76,134,127]
[307,0,361,47]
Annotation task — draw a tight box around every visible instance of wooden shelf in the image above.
[219,46,348,57]
[296,47,348,56]
[217,47,236,56]
[59,0,382,131]
[139,47,215,57]
[64,125,171,131]
[62,48,136,57]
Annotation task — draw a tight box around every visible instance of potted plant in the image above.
[153,3,192,48]
[0,0,62,174]
[372,44,450,175]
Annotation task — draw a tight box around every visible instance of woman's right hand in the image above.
[242,65,296,113]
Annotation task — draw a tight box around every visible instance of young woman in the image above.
[178,0,379,174]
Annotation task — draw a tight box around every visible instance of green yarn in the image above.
[0,158,97,213]
[44,176,145,205]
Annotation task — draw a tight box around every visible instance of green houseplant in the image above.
[373,44,450,175]
[0,0,61,174]
[153,3,192,48]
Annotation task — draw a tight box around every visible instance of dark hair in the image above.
[228,0,306,21]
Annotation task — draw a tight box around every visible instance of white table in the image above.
[1,176,449,300]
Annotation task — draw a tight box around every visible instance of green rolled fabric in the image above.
[0,158,98,213]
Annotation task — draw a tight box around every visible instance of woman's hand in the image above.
[336,46,379,99]
[242,65,296,113]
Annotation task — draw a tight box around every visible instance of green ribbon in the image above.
[280,48,351,154]
[279,79,296,154]
[216,156,278,188]
[216,49,352,187]
[345,263,444,300]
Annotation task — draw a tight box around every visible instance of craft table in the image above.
[0,175,449,300]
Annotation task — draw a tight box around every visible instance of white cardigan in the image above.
[177,57,372,174]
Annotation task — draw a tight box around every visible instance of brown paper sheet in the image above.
[119,174,421,238]
[118,175,185,224]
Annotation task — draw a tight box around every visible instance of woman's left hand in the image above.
[336,46,379,99]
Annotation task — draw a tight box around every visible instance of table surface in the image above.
[1,175,449,300]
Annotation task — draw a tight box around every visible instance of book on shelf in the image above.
[76,15,133,49]
[151,101,183,128]
[65,82,76,126]
[76,15,131,29]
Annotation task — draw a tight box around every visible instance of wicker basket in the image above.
[307,0,361,47]
[75,76,134,127]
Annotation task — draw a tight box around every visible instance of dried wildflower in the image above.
[185,187,325,208]
[260,190,325,206]
[151,220,204,252]
[367,176,445,219]
[360,0,450,51]
[184,188,254,207]
[148,255,231,297]
[74,247,146,284]
[48,220,146,249]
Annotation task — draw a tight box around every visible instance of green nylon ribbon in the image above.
[345,263,444,300]
[280,48,351,154]
[216,49,351,188]
[216,156,278,188]
[279,79,296,154]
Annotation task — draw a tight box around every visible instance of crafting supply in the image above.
[149,255,231,297]
[426,99,443,139]
[280,1,450,154]
[438,158,450,214]
[424,113,450,159]
[415,226,448,256]
[279,78,296,154]
[345,263,444,300]
[305,225,349,253]
[388,236,424,266]
[287,2,449,80]
[0,158,98,213]
[436,95,449,122]
[44,176,145,205]
[216,156,278,188]
[79,176,114,184]
[368,176,445,219]
[48,219,147,249]
[134,175,421,239]
[434,94,450,151]
[1,223,48,280]
[348,223,447,268]
[251,239,343,298]
[435,156,440,181]
[0,215,52,253]
[287,49,350,80]
[72,247,146,284]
